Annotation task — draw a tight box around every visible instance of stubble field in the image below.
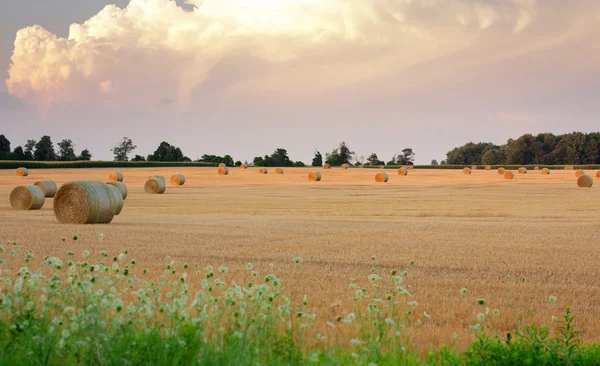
[1,167,599,350]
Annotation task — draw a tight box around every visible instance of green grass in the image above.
[0,161,219,169]
[1,240,599,365]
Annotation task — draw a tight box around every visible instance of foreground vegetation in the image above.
[1,239,599,365]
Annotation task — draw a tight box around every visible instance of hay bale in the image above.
[407,165,414,171]
[564,165,574,170]
[170,174,185,185]
[577,174,593,188]
[16,167,28,176]
[308,172,321,181]
[105,184,124,215]
[504,171,515,180]
[149,175,165,182]
[575,170,585,178]
[397,167,408,176]
[357,165,363,169]
[145,178,166,194]
[54,181,119,224]
[323,164,331,169]
[542,168,550,175]
[518,167,527,174]
[597,171,600,178]
[375,172,389,182]
[379,165,385,169]
[10,185,45,210]
[471,166,477,170]
[485,166,491,171]
[341,164,348,169]
[463,167,472,175]
[497,168,506,175]
[106,181,128,200]
[534,166,540,171]
[34,180,57,198]
[240,163,247,169]
[275,168,284,174]
[259,168,268,174]
[218,167,229,175]
[219,163,226,168]
[108,172,123,182]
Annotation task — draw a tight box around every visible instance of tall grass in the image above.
[1,240,599,365]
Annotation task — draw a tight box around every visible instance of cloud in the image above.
[4,0,597,108]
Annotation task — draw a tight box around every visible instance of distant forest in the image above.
[445,132,600,166]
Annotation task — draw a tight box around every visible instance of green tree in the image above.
[0,135,10,159]
[57,139,77,161]
[397,148,415,165]
[199,154,234,166]
[78,149,92,161]
[431,159,438,166]
[132,155,146,161]
[111,137,137,161]
[24,139,36,160]
[11,146,26,160]
[481,148,506,165]
[34,136,56,161]
[147,141,189,162]
[446,142,496,165]
[311,151,323,167]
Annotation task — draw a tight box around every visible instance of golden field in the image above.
[1,167,599,349]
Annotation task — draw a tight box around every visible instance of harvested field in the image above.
[1,167,600,350]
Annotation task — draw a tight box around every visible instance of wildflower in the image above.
[409,260,415,266]
[350,338,361,345]
[477,313,485,322]
[72,234,79,240]
[218,266,229,273]
[60,237,67,242]
[326,321,336,328]
[61,329,71,338]
[478,298,485,305]
[423,311,431,319]
[83,250,90,258]
[100,251,108,257]
[246,263,253,270]
[345,313,356,323]
[293,257,303,264]
[349,283,357,290]
[407,301,419,308]
[98,233,104,241]
[391,269,397,275]
[385,318,395,326]
[393,276,403,285]
[368,304,377,313]
[485,308,490,315]
[493,309,500,316]
[371,256,376,261]
[368,273,381,283]
[470,324,481,331]
[183,263,188,269]
[143,268,147,274]
[460,288,468,295]
[118,253,125,261]
[552,316,558,322]
[549,295,557,303]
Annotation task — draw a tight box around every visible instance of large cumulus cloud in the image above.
[4,0,597,107]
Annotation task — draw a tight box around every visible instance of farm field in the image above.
[1,167,600,351]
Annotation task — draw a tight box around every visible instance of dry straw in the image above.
[504,171,515,180]
[218,167,229,175]
[577,174,593,188]
[564,165,574,170]
[534,166,540,171]
[518,167,527,174]
[597,171,600,178]
[542,168,550,175]
[34,180,57,198]
[463,167,472,175]
[497,168,506,175]
[10,185,45,210]
[145,178,166,194]
[341,164,348,169]
[108,172,123,182]
[275,168,284,174]
[240,163,247,169]
[218,163,226,168]
[375,172,389,182]
[16,167,28,176]
[407,165,414,171]
[323,164,331,169]
[308,172,321,181]
[397,167,408,176]
[170,174,185,185]
[54,181,120,224]
[357,165,363,168]
[575,170,585,178]
[106,181,128,200]
[485,166,491,171]
[471,166,477,170]
[259,168,268,174]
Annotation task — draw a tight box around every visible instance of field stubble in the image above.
[1,167,599,350]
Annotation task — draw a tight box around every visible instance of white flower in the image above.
[368,274,381,282]
[549,295,557,303]
[385,318,395,326]
[477,313,485,322]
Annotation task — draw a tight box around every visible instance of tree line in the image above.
[0,135,91,161]
[445,132,600,166]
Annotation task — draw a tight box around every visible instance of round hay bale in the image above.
[240,163,247,169]
[341,164,348,169]
[54,181,118,224]
[218,167,229,175]
[497,168,506,175]
[534,166,540,171]
[218,163,226,168]
[34,180,57,198]
[471,166,477,170]
[407,165,414,171]
[485,166,491,171]
[145,178,166,194]
[308,172,321,181]
[275,168,284,174]
[149,175,165,182]
[106,181,128,200]
[323,164,331,169]
[518,167,527,174]
[16,167,28,176]
[375,172,389,183]
[596,171,600,178]
[541,168,550,175]
[564,165,574,170]
[10,185,45,210]
[397,167,408,176]
[577,174,593,188]
[504,171,515,180]
[108,172,123,182]
[170,174,185,185]
[105,184,124,215]
[357,165,363,168]
[463,167,471,175]
[259,168,268,174]
[575,170,585,178]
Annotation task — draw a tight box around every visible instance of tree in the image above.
[445,142,496,165]
[132,154,146,161]
[366,153,384,166]
[11,146,26,160]
[34,136,56,161]
[0,135,10,159]
[57,139,77,161]
[78,149,92,161]
[312,151,323,167]
[24,139,36,160]
[338,141,355,165]
[111,137,137,161]
[147,141,190,162]
[235,161,242,167]
[386,154,397,166]
[199,154,234,166]
[481,149,506,165]
[431,159,438,166]
[397,148,415,165]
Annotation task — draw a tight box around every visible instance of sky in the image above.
[1,0,599,163]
